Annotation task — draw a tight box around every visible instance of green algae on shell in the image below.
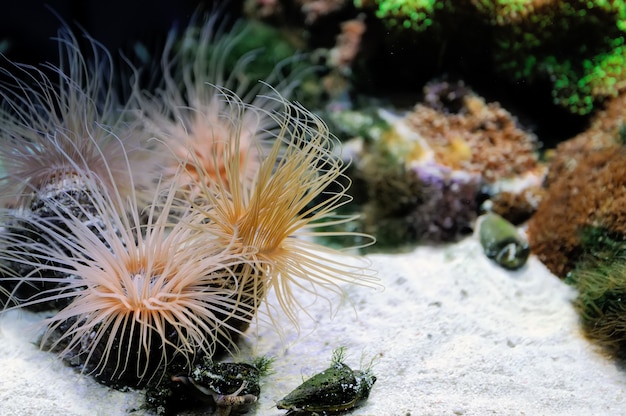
[276,347,376,414]
[479,212,530,270]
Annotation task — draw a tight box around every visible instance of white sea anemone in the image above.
[0,161,255,386]
[0,27,154,208]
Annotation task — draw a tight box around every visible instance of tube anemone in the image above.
[0,27,154,209]
[132,10,305,194]
[0,165,256,387]
[185,89,378,328]
[0,27,158,308]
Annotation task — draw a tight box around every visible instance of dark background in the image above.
[0,0,241,66]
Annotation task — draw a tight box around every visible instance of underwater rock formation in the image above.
[338,81,543,246]
[527,145,626,278]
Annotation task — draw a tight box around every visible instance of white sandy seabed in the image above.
[1,235,626,416]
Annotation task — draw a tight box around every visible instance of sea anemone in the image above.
[0,28,156,309]
[134,10,305,195]
[0,88,377,387]
[185,89,378,328]
[0,27,153,208]
[0,164,254,387]
[0,20,375,390]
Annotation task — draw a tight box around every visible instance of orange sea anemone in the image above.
[186,89,378,328]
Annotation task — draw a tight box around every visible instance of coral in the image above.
[487,186,545,225]
[482,0,626,115]
[527,90,626,277]
[249,0,626,115]
[404,90,540,183]
[358,150,479,244]
[528,144,626,277]
[355,0,448,31]
[543,90,626,188]
[567,248,626,358]
[298,0,349,23]
[321,15,368,102]
[327,15,366,74]
[349,0,626,114]
[350,82,542,245]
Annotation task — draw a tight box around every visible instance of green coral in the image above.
[489,0,626,115]
[355,0,626,114]
[355,0,449,30]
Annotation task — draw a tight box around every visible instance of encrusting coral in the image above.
[355,0,446,31]
[527,146,626,277]
[0,18,377,390]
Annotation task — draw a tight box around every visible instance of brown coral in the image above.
[528,145,626,278]
[404,93,540,183]
[528,91,626,277]
[328,15,366,72]
[356,83,544,245]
